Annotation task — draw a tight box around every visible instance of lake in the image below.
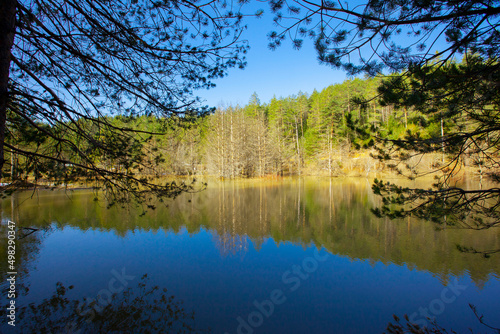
[1,177,499,333]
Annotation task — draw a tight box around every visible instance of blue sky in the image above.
[195,1,456,109]
[197,8,348,108]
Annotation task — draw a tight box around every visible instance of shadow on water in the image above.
[0,274,208,334]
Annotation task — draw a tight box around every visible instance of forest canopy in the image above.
[263,0,500,232]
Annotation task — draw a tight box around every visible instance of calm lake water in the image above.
[1,177,499,333]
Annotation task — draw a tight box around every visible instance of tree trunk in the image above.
[230,111,234,178]
[404,107,408,129]
[257,116,263,177]
[0,0,17,179]
[294,116,301,176]
[10,149,17,180]
[441,116,445,163]
[328,123,334,176]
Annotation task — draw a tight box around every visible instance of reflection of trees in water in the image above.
[5,179,500,284]
[213,182,249,257]
[0,193,52,297]
[0,275,208,334]
[213,232,249,257]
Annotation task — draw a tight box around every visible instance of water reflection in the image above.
[1,178,499,333]
[2,178,498,285]
[0,194,54,301]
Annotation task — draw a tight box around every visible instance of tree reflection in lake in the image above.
[0,274,206,334]
[2,178,499,285]
[0,177,499,333]
[0,193,54,301]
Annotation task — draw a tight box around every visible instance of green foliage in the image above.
[372,178,500,230]
[6,72,462,181]
[263,0,500,235]
[371,55,500,229]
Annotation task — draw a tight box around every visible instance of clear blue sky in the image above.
[197,8,348,108]
[195,2,454,109]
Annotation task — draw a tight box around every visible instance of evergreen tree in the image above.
[0,0,248,203]
[267,0,500,231]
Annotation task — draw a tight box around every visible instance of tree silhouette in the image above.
[0,274,208,334]
[0,0,249,203]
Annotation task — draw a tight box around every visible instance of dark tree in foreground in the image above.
[0,0,249,203]
[266,0,500,232]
